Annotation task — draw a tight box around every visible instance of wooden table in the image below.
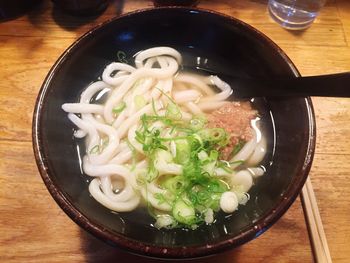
[0,0,349,262]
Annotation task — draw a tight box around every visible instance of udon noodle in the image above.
[62,47,266,229]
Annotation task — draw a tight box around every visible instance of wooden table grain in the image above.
[0,0,349,262]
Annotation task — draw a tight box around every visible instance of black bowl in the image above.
[33,7,315,259]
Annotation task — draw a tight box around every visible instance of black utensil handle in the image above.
[231,72,350,98]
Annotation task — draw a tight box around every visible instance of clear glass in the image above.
[268,0,326,30]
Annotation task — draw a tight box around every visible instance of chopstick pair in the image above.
[301,177,332,263]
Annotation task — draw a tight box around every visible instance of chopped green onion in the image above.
[89,137,109,155]
[154,193,168,205]
[126,140,137,171]
[162,176,186,194]
[172,197,196,225]
[197,128,229,147]
[217,160,234,173]
[132,79,144,89]
[197,150,208,161]
[112,101,126,114]
[230,139,246,157]
[165,102,182,120]
[134,95,146,110]
[151,98,158,115]
[174,139,190,164]
[89,145,100,154]
[116,50,128,63]
[156,87,176,104]
[229,160,245,165]
[209,150,219,161]
[190,115,207,131]
[101,137,109,148]
[134,107,238,227]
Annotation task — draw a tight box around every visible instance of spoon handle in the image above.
[228,72,350,98]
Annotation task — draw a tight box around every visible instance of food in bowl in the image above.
[61,47,267,229]
[33,7,315,258]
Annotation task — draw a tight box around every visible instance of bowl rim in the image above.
[32,6,316,259]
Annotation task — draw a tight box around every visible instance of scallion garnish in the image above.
[112,101,126,114]
[134,99,234,227]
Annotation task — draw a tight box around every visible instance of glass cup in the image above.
[268,0,326,30]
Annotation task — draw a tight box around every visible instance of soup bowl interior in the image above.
[33,7,315,259]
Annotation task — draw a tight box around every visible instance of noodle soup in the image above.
[62,47,271,229]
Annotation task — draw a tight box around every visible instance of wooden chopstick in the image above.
[301,177,332,263]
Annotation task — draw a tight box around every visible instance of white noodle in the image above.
[197,101,229,111]
[61,47,267,224]
[184,101,203,115]
[62,103,104,115]
[102,62,135,86]
[173,90,201,103]
[135,46,182,68]
[175,73,214,95]
[89,179,140,212]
